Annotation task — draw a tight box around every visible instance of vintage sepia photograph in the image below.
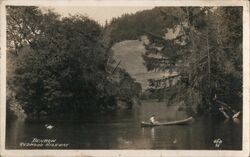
[0,0,249,157]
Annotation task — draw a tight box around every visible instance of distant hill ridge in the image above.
[108,7,166,43]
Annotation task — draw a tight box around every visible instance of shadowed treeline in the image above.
[6,6,141,119]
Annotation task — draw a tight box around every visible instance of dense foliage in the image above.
[142,7,242,113]
[7,6,141,118]
[109,9,167,42]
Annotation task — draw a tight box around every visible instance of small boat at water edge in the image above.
[141,117,194,127]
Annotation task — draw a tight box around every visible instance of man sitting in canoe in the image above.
[150,115,158,124]
[141,116,194,127]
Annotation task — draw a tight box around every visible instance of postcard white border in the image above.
[0,0,249,157]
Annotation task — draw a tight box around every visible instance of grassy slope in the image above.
[111,39,168,91]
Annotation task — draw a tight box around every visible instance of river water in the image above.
[6,100,242,150]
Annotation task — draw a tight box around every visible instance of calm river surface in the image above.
[6,100,242,150]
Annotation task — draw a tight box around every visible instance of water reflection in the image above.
[150,127,155,140]
[6,100,242,150]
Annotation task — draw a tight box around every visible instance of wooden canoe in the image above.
[141,117,194,127]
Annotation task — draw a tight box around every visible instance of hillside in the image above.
[111,38,169,91]
[107,7,181,91]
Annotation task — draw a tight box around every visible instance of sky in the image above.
[41,6,154,25]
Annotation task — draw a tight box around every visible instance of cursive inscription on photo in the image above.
[19,138,69,148]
